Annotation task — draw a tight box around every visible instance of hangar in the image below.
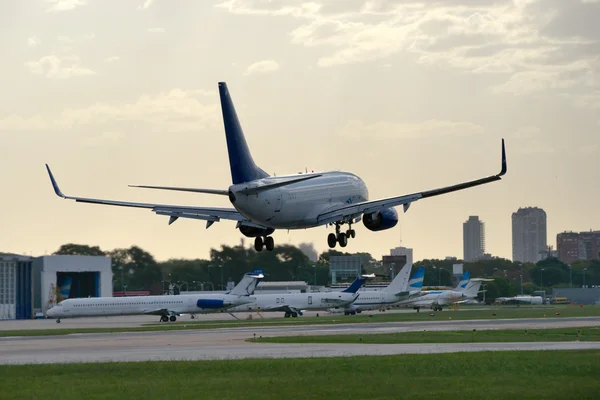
[0,254,34,320]
[33,255,113,314]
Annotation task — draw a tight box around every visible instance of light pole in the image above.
[390,263,396,280]
[519,264,523,295]
[540,268,545,291]
[482,283,487,305]
[583,268,587,288]
[312,265,316,286]
[569,264,572,288]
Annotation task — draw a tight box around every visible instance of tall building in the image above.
[512,207,547,263]
[463,216,485,262]
[557,230,600,263]
[390,246,413,265]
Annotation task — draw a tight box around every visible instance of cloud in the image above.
[138,0,155,10]
[0,88,220,133]
[578,144,598,154]
[339,119,485,141]
[81,131,123,147]
[104,56,120,64]
[27,36,41,47]
[147,27,166,33]
[25,55,95,79]
[216,1,600,102]
[46,0,86,12]
[243,59,280,75]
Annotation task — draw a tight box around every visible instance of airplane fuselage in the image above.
[45,294,253,319]
[228,291,358,313]
[229,171,369,229]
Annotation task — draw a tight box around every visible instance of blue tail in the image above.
[218,82,269,185]
[342,276,368,293]
[456,270,471,291]
[408,267,425,290]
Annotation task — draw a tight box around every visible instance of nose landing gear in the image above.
[327,222,356,248]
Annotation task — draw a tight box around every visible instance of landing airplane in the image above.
[45,271,263,323]
[45,82,507,252]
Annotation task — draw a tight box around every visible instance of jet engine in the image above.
[362,207,398,231]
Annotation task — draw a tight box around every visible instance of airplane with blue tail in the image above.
[45,82,507,252]
[331,264,426,315]
[45,270,264,323]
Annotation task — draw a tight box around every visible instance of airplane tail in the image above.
[461,279,483,298]
[342,274,374,293]
[455,270,471,291]
[218,82,270,185]
[227,269,264,296]
[384,263,412,293]
[407,267,425,292]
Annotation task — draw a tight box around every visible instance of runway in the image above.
[2,317,599,365]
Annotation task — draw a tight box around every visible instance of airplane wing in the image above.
[45,164,249,228]
[316,139,507,226]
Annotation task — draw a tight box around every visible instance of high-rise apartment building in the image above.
[390,246,413,265]
[557,230,600,263]
[512,207,547,263]
[463,216,485,262]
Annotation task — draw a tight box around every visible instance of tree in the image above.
[109,246,162,293]
[53,243,105,256]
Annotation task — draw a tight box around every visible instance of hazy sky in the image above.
[1,0,599,262]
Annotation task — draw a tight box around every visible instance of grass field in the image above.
[249,326,600,344]
[2,305,599,337]
[0,351,598,400]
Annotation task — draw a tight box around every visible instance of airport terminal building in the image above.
[1,254,113,319]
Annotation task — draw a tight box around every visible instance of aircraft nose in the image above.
[46,307,56,318]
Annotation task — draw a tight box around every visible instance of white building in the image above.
[512,207,547,263]
[33,255,113,314]
[463,216,485,262]
[390,246,413,265]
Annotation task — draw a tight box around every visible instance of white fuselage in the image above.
[228,291,358,313]
[399,289,473,308]
[45,294,253,319]
[230,171,368,229]
[340,290,417,312]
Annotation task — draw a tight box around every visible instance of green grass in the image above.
[249,326,600,344]
[0,351,598,400]
[2,305,599,338]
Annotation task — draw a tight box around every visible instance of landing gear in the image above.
[160,315,169,322]
[254,236,275,252]
[327,222,356,248]
[56,318,61,323]
[431,306,442,312]
[169,315,177,322]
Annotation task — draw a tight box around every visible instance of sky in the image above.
[1,0,599,262]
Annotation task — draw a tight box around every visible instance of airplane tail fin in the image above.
[461,279,483,298]
[228,269,264,296]
[342,274,374,293]
[455,270,471,291]
[384,263,412,293]
[218,82,270,185]
[408,268,425,292]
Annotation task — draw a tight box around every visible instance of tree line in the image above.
[53,243,599,302]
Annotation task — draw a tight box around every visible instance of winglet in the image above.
[45,164,66,198]
[498,138,507,177]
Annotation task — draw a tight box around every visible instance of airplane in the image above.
[331,264,425,315]
[495,295,543,305]
[399,273,492,311]
[45,270,264,323]
[227,274,374,318]
[45,82,507,252]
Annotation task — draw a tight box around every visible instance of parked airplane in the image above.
[495,295,543,305]
[45,271,264,323]
[228,274,374,317]
[332,264,425,315]
[45,82,507,252]
[400,274,492,311]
